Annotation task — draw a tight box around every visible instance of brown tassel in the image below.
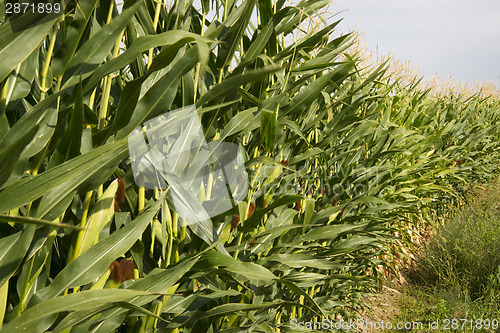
[116,177,126,203]
[294,201,301,212]
[114,198,120,212]
[247,202,255,218]
[280,159,289,166]
[109,261,122,283]
[231,215,240,231]
[119,259,135,282]
[263,199,268,208]
[110,259,135,283]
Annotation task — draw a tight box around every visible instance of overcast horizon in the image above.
[331,0,500,87]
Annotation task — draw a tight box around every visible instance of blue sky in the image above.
[331,0,500,85]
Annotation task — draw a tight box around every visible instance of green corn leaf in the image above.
[76,180,118,257]
[73,31,211,92]
[0,7,62,82]
[215,0,255,70]
[0,92,62,189]
[196,65,280,107]
[283,62,355,116]
[51,81,84,166]
[303,198,315,225]
[51,0,100,77]
[3,48,39,106]
[54,256,200,332]
[260,108,277,152]
[3,289,156,333]
[239,195,302,233]
[61,2,141,86]
[0,225,35,289]
[30,193,165,305]
[114,46,203,140]
[220,108,256,140]
[0,139,128,216]
[0,215,83,230]
[0,279,7,330]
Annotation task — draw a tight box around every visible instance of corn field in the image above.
[0,0,499,332]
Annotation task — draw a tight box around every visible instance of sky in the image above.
[331,0,500,86]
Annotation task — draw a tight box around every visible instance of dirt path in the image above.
[358,281,405,332]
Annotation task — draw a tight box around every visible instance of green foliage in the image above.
[380,181,500,333]
[412,180,500,301]
[0,0,499,331]
[384,281,499,333]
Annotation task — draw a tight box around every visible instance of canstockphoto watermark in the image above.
[128,105,248,229]
[288,318,498,331]
[128,106,376,219]
[250,174,371,199]
[289,318,428,331]
[127,105,383,240]
[290,318,360,331]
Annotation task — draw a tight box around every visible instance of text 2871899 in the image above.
[5,1,61,15]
